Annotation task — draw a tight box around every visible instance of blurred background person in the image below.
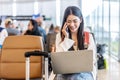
[24,19,41,36]
[46,24,60,52]
[46,23,55,52]
[33,14,47,43]
[5,18,20,36]
[54,26,60,34]
[0,18,8,49]
[48,23,54,34]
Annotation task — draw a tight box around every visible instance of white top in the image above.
[55,32,97,80]
[0,27,8,46]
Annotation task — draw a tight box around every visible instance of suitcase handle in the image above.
[25,51,50,58]
[25,50,50,80]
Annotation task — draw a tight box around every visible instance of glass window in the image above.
[103,1,109,54]
[110,1,119,56]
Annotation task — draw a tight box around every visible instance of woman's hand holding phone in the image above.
[62,22,69,38]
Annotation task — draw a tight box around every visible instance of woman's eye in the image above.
[67,21,71,23]
[74,20,78,23]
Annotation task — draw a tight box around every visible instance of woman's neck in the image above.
[71,31,78,38]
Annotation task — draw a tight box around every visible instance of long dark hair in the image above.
[25,19,41,36]
[61,6,84,50]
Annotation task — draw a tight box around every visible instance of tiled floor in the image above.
[97,55,120,80]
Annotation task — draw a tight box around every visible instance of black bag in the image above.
[97,54,105,69]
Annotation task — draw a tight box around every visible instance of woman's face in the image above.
[28,21,33,30]
[66,14,82,33]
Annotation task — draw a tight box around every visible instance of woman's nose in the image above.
[69,22,74,26]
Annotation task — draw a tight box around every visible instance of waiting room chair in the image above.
[0,35,44,79]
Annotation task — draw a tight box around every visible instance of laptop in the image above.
[51,50,93,74]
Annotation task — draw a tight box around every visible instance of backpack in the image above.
[84,32,107,69]
[97,54,107,69]
[97,44,108,69]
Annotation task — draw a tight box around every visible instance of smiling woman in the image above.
[55,6,97,80]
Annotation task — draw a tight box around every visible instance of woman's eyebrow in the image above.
[67,19,79,22]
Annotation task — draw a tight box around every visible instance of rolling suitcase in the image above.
[25,51,50,80]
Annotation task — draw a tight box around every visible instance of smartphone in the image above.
[66,27,68,32]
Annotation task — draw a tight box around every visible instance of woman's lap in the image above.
[54,72,94,80]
